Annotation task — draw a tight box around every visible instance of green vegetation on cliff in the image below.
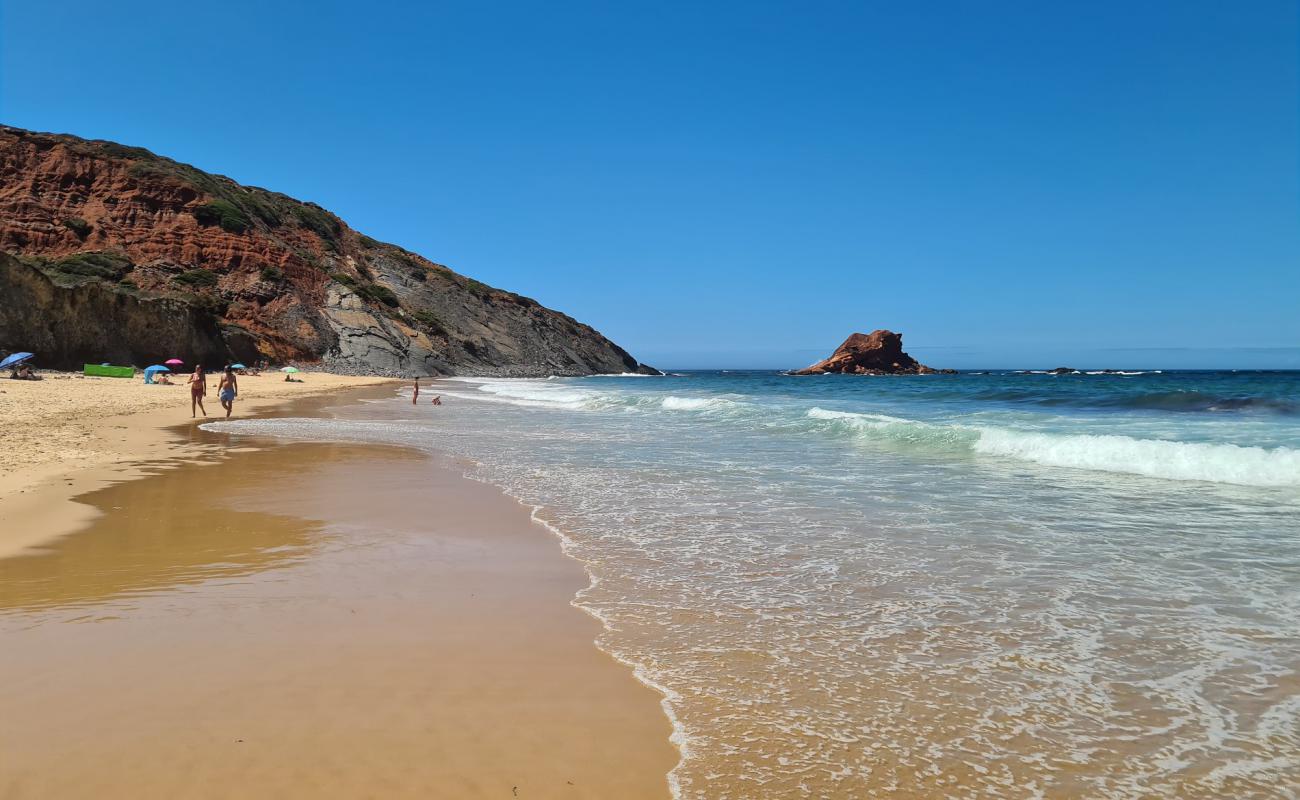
[0,124,655,376]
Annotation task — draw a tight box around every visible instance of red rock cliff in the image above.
[0,126,656,376]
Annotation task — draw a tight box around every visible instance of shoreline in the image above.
[0,371,398,557]
[0,374,677,798]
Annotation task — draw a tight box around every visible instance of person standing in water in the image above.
[187,365,208,418]
[217,366,238,418]
[412,376,420,405]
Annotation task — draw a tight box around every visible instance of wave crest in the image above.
[806,408,1300,488]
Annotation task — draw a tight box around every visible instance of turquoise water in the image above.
[210,370,1300,798]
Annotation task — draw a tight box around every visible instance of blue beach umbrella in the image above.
[143,364,171,384]
[230,363,247,369]
[0,352,34,370]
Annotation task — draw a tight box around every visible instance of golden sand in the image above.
[0,370,392,557]
[0,377,676,798]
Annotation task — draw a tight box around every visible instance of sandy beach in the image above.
[0,370,393,556]
[0,373,676,798]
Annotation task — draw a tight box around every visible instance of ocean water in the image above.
[208,370,1300,798]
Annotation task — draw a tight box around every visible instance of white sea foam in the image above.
[205,382,1300,798]
[443,378,608,409]
[806,408,1300,487]
[972,428,1300,487]
[661,396,736,411]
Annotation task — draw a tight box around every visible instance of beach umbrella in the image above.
[164,358,184,366]
[144,365,171,373]
[230,363,247,369]
[0,352,34,369]
[280,366,300,373]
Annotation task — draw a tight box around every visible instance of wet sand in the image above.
[0,393,676,798]
[0,370,395,557]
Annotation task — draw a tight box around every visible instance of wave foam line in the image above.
[660,396,738,411]
[522,506,690,800]
[807,408,1300,488]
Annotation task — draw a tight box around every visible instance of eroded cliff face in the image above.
[0,253,259,369]
[0,125,654,376]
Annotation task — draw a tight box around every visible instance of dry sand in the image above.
[0,374,676,798]
[0,370,393,557]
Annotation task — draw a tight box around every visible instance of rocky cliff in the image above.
[0,125,655,376]
[793,330,948,375]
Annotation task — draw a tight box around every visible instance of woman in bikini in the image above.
[188,365,208,418]
[218,366,238,418]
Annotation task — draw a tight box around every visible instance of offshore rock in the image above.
[792,330,942,375]
[0,125,658,376]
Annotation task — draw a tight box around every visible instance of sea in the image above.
[208,369,1300,798]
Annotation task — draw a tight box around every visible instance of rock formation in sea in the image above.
[0,125,657,376]
[792,330,951,375]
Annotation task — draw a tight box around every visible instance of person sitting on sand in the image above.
[156,373,174,385]
[217,366,238,418]
[187,366,207,418]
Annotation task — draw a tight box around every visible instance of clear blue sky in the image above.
[2,1,1297,369]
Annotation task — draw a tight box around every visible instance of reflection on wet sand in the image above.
[0,443,398,613]
[0,420,675,799]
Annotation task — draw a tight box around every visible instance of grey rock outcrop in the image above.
[0,125,657,377]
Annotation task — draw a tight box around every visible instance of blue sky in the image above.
[2,1,1297,369]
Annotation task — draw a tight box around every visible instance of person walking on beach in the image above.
[218,366,238,418]
[412,377,419,405]
[187,365,207,418]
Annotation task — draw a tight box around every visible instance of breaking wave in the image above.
[806,408,1300,487]
[660,396,739,412]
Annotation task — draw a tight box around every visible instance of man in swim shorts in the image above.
[218,366,238,418]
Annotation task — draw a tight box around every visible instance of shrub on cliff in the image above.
[260,266,285,283]
[17,251,134,287]
[410,310,447,336]
[292,204,341,242]
[176,292,230,316]
[192,200,250,233]
[52,252,133,280]
[462,277,492,296]
[174,268,219,288]
[62,217,92,238]
[358,283,400,307]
